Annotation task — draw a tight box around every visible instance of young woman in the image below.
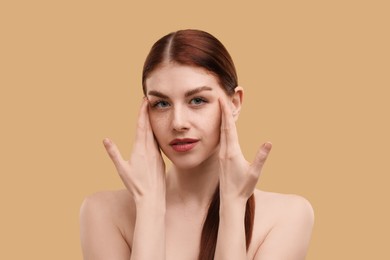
[80,29,314,260]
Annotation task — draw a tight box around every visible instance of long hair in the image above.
[142,29,255,260]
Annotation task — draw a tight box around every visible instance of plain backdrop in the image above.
[1,1,389,259]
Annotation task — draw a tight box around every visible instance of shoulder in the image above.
[250,189,314,259]
[80,189,135,221]
[80,189,136,229]
[80,189,136,259]
[254,189,314,222]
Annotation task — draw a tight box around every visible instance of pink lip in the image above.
[169,138,199,152]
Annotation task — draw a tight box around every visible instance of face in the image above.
[145,63,231,170]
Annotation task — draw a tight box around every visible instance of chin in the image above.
[166,154,205,170]
[162,146,219,171]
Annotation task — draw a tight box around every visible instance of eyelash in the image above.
[151,97,208,109]
[190,97,208,105]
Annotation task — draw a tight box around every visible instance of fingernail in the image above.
[103,138,110,146]
[143,96,150,105]
[263,142,272,151]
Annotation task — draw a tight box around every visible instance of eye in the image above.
[152,100,170,109]
[190,97,207,106]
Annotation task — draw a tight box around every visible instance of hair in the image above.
[142,29,255,260]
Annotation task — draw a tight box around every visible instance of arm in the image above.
[130,198,166,260]
[81,99,166,260]
[214,97,272,260]
[79,193,131,260]
[254,196,314,260]
[80,193,166,260]
[215,198,248,260]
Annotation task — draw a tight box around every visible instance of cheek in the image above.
[149,112,169,139]
[198,104,221,138]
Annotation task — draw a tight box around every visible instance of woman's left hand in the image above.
[218,98,272,202]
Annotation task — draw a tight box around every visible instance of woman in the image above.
[80,29,314,260]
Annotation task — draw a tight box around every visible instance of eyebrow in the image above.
[147,86,213,99]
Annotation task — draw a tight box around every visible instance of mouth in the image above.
[169,138,199,152]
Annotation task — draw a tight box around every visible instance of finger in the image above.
[219,98,240,155]
[250,142,272,178]
[103,138,125,170]
[134,98,149,149]
[144,98,157,148]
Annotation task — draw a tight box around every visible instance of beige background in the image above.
[1,0,389,259]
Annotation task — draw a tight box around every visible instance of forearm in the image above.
[131,199,166,260]
[214,199,247,260]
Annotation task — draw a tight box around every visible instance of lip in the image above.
[169,138,199,152]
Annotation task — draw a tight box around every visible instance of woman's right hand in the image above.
[102,98,166,205]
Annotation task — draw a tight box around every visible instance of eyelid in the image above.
[150,96,209,108]
[151,99,170,108]
[189,96,208,105]
[191,96,207,101]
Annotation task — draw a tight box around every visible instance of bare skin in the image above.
[80,189,313,260]
[80,64,314,260]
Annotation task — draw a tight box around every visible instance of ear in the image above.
[230,86,244,122]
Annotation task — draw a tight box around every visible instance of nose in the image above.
[171,105,189,132]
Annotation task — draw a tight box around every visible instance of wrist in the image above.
[215,195,247,260]
[135,195,166,214]
[219,192,248,207]
[219,198,246,223]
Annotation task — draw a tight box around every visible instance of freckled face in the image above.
[145,63,229,170]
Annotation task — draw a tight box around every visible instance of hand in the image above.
[102,98,166,204]
[218,98,272,202]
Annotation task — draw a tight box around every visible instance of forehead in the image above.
[145,63,222,94]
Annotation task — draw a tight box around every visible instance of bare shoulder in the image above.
[79,189,135,260]
[250,189,315,260]
[254,189,314,220]
[81,189,134,207]
[80,189,136,232]
[80,189,135,222]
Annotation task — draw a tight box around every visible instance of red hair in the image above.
[142,29,255,260]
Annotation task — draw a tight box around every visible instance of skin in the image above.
[79,63,315,260]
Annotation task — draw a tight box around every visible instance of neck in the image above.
[166,152,219,209]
